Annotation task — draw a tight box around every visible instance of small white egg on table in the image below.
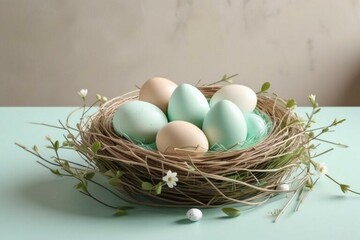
[186,208,203,222]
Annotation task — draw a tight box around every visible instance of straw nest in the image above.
[80,86,308,208]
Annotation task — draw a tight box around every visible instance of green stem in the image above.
[88,179,124,199]
[311,148,334,158]
[274,187,301,223]
[15,143,60,167]
[325,174,360,195]
[208,74,238,86]
[348,189,360,195]
[325,174,341,185]
[314,138,348,148]
[304,108,316,130]
[79,191,118,209]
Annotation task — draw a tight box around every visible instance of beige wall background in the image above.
[1,0,360,106]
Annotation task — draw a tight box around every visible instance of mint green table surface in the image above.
[1,107,360,240]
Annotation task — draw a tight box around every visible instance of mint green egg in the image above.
[112,100,168,144]
[167,84,209,128]
[244,113,267,140]
[202,100,247,150]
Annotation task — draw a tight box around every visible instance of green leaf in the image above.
[74,182,88,192]
[154,183,162,195]
[108,178,121,186]
[307,131,315,139]
[333,118,346,126]
[32,145,39,154]
[142,182,154,191]
[84,171,95,180]
[222,208,241,217]
[54,140,60,151]
[305,177,313,189]
[286,99,297,109]
[261,82,270,92]
[91,141,101,154]
[114,208,127,216]
[61,161,74,174]
[104,170,115,177]
[321,127,329,133]
[50,168,61,176]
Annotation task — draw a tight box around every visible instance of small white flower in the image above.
[78,89,88,98]
[309,94,316,103]
[309,94,319,108]
[162,170,178,188]
[45,135,52,141]
[315,162,328,176]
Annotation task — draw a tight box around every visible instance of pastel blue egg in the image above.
[202,100,247,150]
[167,84,210,128]
[112,100,168,144]
[244,113,267,140]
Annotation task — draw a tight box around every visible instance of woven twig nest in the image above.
[80,86,308,207]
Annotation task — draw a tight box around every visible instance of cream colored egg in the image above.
[139,77,177,114]
[156,121,209,155]
[210,84,257,113]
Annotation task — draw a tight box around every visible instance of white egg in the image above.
[276,184,290,191]
[186,208,203,222]
[210,84,257,113]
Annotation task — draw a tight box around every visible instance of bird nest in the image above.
[79,86,308,207]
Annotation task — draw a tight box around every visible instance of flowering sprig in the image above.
[223,85,359,222]
[15,90,134,216]
[141,170,179,195]
[272,92,359,222]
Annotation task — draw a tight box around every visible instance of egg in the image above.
[139,77,177,114]
[276,184,290,191]
[244,112,267,140]
[210,84,257,113]
[202,100,247,150]
[186,208,203,222]
[112,100,168,144]
[156,121,209,155]
[167,84,210,128]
